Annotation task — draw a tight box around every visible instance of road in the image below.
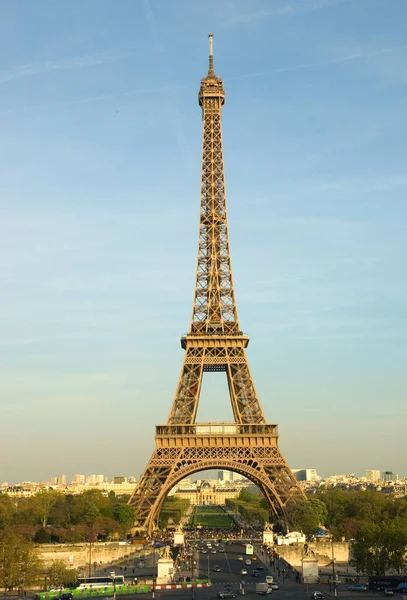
[166,541,377,600]
[99,541,382,600]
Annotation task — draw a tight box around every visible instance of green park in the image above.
[189,505,235,529]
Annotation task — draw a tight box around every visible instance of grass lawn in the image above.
[189,505,235,528]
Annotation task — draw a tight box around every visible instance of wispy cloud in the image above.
[0,49,141,84]
[227,44,407,82]
[227,0,347,26]
[0,81,192,116]
[312,175,407,193]
[0,332,91,347]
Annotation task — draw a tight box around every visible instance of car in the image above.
[252,571,260,577]
[257,565,264,570]
[55,595,73,600]
[218,591,237,599]
[348,585,367,592]
[238,557,244,561]
[384,592,394,597]
[245,559,252,565]
[256,583,272,595]
[201,549,208,554]
[270,582,279,590]
[211,549,217,554]
[311,593,324,600]
[266,576,274,585]
[241,568,248,575]
[213,565,222,572]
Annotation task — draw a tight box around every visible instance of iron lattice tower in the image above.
[129,35,304,532]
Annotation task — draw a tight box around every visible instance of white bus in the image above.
[245,543,254,555]
[75,576,125,589]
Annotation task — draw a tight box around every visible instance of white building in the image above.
[366,470,380,482]
[72,474,85,484]
[275,531,306,545]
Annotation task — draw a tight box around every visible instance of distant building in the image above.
[98,481,137,495]
[292,469,319,482]
[86,474,105,484]
[366,470,380,482]
[218,470,234,482]
[172,480,239,505]
[114,476,126,484]
[382,471,398,482]
[72,474,85,484]
[58,474,67,485]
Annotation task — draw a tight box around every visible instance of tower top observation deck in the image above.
[199,33,225,109]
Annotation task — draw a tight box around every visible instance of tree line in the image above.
[0,489,135,543]
[1,487,407,577]
[228,487,407,576]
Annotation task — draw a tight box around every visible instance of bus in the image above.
[75,576,125,589]
[245,543,254,555]
[368,576,407,591]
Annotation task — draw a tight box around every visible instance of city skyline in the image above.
[1,0,406,482]
[2,467,406,487]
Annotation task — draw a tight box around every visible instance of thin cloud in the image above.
[312,174,407,193]
[227,0,348,26]
[0,81,192,116]
[0,333,91,347]
[0,49,142,84]
[227,44,407,82]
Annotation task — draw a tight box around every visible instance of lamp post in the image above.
[110,571,116,600]
[88,542,93,578]
[331,538,337,597]
[191,547,195,600]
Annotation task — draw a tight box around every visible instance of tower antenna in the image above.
[208,33,214,75]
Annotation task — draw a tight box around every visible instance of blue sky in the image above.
[0,0,406,484]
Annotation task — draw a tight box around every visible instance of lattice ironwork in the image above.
[129,36,304,533]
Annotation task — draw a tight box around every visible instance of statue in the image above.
[264,522,273,532]
[160,545,171,560]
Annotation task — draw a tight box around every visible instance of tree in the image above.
[351,521,407,575]
[238,489,261,504]
[308,498,328,526]
[30,490,61,528]
[0,533,42,591]
[113,504,135,528]
[47,560,78,588]
[0,496,15,529]
[34,527,51,543]
[285,501,321,535]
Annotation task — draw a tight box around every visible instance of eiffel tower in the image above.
[129,35,305,533]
